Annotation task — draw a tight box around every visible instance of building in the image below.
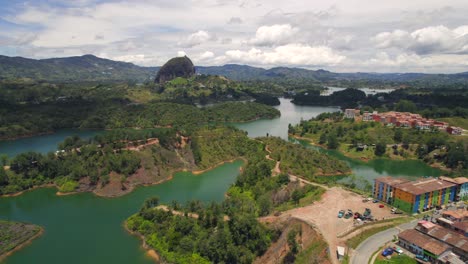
[344,109,360,119]
[452,222,468,237]
[393,178,457,213]
[436,250,465,264]
[416,222,468,260]
[440,176,468,201]
[373,177,410,204]
[398,229,450,262]
[373,177,457,213]
[447,126,463,135]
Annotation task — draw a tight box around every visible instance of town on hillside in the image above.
[345,109,464,135]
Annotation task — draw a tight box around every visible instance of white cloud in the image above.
[177,51,187,57]
[373,25,468,54]
[219,44,345,66]
[249,24,299,46]
[179,30,214,47]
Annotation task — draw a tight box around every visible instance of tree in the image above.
[291,190,302,204]
[395,100,417,113]
[0,154,8,166]
[141,196,160,211]
[327,133,339,149]
[0,166,8,186]
[394,129,403,143]
[375,142,386,156]
[319,133,327,144]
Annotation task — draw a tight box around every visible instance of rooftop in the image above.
[375,176,411,187]
[395,178,456,195]
[440,176,468,185]
[437,250,465,264]
[421,225,468,253]
[398,229,450,256]
[453,221,468,232]
[442,210,468,220]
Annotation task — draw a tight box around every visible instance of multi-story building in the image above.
[373,177,458,213]
[373,176,410,204]
[439,176,468,201]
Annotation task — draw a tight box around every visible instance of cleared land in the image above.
[260,187,396,264]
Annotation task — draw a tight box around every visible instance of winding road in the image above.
[350,220,417,264]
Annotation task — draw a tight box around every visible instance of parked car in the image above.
[416,255,428,261]
[344,210,353,219]
[338,210,345,218]
[382,248,394,257]
[354,212,361,219]
[373,199,379,203]
[363,208,371,217]
[394,247,403,255]
[379,204,384,208]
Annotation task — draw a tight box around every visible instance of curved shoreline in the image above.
[0,227,44,262]
[2,158,245,199]
[291,134,449,172]
[123,222,160,263]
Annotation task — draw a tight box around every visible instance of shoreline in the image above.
[291,134,450,172]
[0,227,44,262]
[123,222,160,263]
[192,157,246,175]
[2,158,245,199]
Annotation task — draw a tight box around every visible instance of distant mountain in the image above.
[1,54,467,85]
[0,54,158,82]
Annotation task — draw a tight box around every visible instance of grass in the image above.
[294,240,329,264]
[274,186,326,212]
[438,117,468,130]
[338,217,410,238]
[345,217,412,249]
[374,254,417,264]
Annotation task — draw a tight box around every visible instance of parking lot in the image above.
[261,187,396,264]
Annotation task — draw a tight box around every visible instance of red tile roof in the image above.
[398,229,450,256]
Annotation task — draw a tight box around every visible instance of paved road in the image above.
[350,220,417,264]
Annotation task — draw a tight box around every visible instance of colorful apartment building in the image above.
[439,176,468,201]
[373,176,410,204]
[373,177,458,213]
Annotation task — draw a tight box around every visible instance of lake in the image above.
[0,98,441,263]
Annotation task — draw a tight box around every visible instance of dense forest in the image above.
[0,126,251,195]
[0,99,279,140]
[291,112,468,176]
[125,133,345,263]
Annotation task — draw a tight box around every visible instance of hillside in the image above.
[0,54,157,82]
[1,54,468,87]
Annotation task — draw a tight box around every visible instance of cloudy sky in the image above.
[1,0,468,73]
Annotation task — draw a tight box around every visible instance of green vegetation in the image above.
[0,94,279,140]
[291,112,468,175]
[127,196,275,264]
[346,217,410,249]
[0,126,253,195]
[374,254,417,264]
[0,220,42,257]
[261,137,350,177]
[294,240,330,264]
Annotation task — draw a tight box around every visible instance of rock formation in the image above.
[155,56,195,84]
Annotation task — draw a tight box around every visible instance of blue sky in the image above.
[0,0,468,73]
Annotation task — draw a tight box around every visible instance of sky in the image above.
[0,0,468,73]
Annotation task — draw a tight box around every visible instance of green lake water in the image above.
[0,129,103,158]
[0,98,442,263]
[0,160,243,264]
